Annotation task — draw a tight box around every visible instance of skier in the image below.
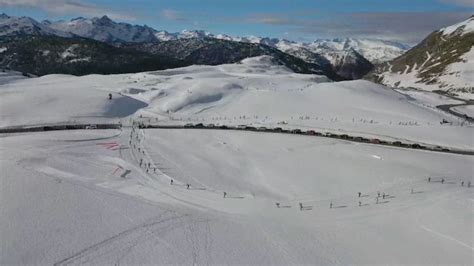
[108,93,112,100]
[329,202,333,209]
[186,184,190,189]
[441,178,445,184]
[299,202,304,210]
[358,192,361,198]
[461,181,464,186]
[276,203,280,208]
[223,192,227,198]
[382,193,386,199]
[468,181,471,187]
[154,167,156,173]
[377,191,381,197]
[170,179,174,185]
[148,162,151,168]
[428,177,431,183]
[358,201,362,207]
[139,159,143,167]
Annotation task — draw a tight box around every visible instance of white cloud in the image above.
[161,9,186,21]
[439,0,474,7]
[0,0,137,20]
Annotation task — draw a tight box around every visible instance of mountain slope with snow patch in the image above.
[368,16,474,99]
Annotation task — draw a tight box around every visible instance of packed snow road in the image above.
[2,128,472,265]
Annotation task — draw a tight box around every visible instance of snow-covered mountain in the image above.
[308,38,410,64]
[212,36,409,64]
[368,16,474,99]
[46,16,158,43]
[0,13,71,37]
[0,13,410,80]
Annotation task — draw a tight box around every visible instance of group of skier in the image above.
[428,177,470,187]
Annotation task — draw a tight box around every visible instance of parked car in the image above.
[245,126,257,131]
[85,125,97,129]
[237,125,247,129]
[184,123,194,128]
[370,138,381,144]
[291,129,302,134]
[194,123,204,128]
[257,127,267,131]
[306,130,316,135]
[340,134,349,139]
[392,141,402,146]
[206,124,215,128]
[219,125,228,129]
[273,127,283,132]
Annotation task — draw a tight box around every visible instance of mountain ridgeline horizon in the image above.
[0,12,472,94]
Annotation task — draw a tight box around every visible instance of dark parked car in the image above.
[245,126,257,131]
[291,129,302,134]
[273,127,283,132]
[194,123,204,128]
[306,130,316,135]
[411,143,422,149]
[184,123,194,128]
[340,134,349,139]
[392,141,402,146]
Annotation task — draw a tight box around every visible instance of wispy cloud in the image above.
[302,11,472,44]
[161,9,187,21]
[229,11,471,44]
[0,0,137,20]
[439,0,474,7]
[244,14,297,25]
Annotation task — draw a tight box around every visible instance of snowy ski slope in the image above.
[1,56,473,265]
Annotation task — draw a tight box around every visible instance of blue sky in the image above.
[1,0,473,44]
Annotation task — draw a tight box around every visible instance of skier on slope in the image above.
[299,203,304,210]
[186,184,190,189]
[170,179,174,185]
[441,178,445,184]
[428,177,431,183]
[358,192,361,198]
[224,192,227,198]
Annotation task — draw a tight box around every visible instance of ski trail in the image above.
[418,224,474,251]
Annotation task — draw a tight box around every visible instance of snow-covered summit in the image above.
[46,15,158,43]
[441,16,474,36]
[0,14,71,37]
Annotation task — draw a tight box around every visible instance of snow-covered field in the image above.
[1,128,472,265]
[1,57,473,265]
[0,56,472,149]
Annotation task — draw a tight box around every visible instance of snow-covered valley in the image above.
[1,56,473,265]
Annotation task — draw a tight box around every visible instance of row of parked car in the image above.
[181,123,451,151]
